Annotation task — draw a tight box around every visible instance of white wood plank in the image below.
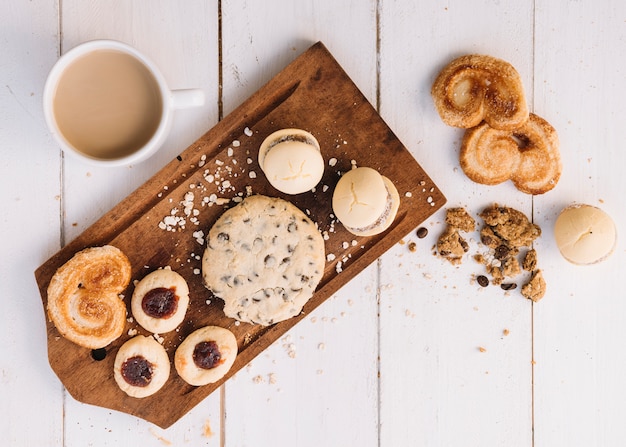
[220,1,380,446]
[0,0,64,445]
[533,1,626,445]
[378,1,535,445]
[56,2,222,445]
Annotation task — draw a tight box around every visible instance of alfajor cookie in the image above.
[332,166,400,237]
[258,128,324,194]
[554,204,617,265]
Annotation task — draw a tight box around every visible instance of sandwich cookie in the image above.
[114,335,170,398]
[175,326,238,386]
[131,267,190,334]
[258,128,324,194]
[554,204,617,265]
[332,166,400,237]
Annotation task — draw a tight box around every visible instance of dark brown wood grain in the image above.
[35,41,446,428]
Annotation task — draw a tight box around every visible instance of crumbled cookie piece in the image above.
[437,207,474,264]
[479,205,541,249]
[437,227,469,264]
[446,207,476,232]
[480,226,504,249]
[474,253,486,264]
[521,270,546,302]
[477,204,543,294]
[522,248,537,271]
[501,256,521,278]
[487,264,504,285]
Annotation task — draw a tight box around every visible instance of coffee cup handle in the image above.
[171,89,205,110]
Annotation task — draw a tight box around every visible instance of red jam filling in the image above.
[142,287,178,319]
[121,355,153,387]
[192,341,223,370]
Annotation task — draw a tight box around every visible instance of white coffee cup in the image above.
[43,40,204,167]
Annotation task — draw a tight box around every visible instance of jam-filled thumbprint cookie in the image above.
[114,335,170,398]
[175,326,238,386]
[131,267,190,334]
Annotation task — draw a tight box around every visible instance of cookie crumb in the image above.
[521,270,546,302]
[522,248,538,271]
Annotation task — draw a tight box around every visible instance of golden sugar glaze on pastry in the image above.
[432,54,529,130]
[460,113,561,195]
[47,245,130,349]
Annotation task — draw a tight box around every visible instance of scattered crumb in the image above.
[478,346,487,353]
[202,420,213,438]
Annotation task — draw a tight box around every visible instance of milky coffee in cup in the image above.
[44,40,204,166]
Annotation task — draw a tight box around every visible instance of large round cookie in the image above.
[202,195,325,326]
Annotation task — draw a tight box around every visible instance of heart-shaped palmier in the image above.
[432,54,529,130]
[460,113,561,195]
[47,245,131,349]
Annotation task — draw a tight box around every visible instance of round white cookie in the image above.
[131,267,190,334]
[202,195,326,325]
[332,166,400,237]
[113,335,170,398]
[554,204,617,265]
[174,326,238,386]
[258,128,324,195]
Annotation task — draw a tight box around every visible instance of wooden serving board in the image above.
[35,42,447,428]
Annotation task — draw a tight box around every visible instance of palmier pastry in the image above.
[175,326,238,386]
[47,245,130,349]
[460,113,561,194]
[114,335,170,398]
[131,267,189,334]
[432,54,529,130]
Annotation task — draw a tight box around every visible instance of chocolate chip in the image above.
[477,275,489,287]
[416,227,428,238]
[501,283,517,291]
[494,244,510,260]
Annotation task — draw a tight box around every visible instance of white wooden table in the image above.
[2,1,625,445]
